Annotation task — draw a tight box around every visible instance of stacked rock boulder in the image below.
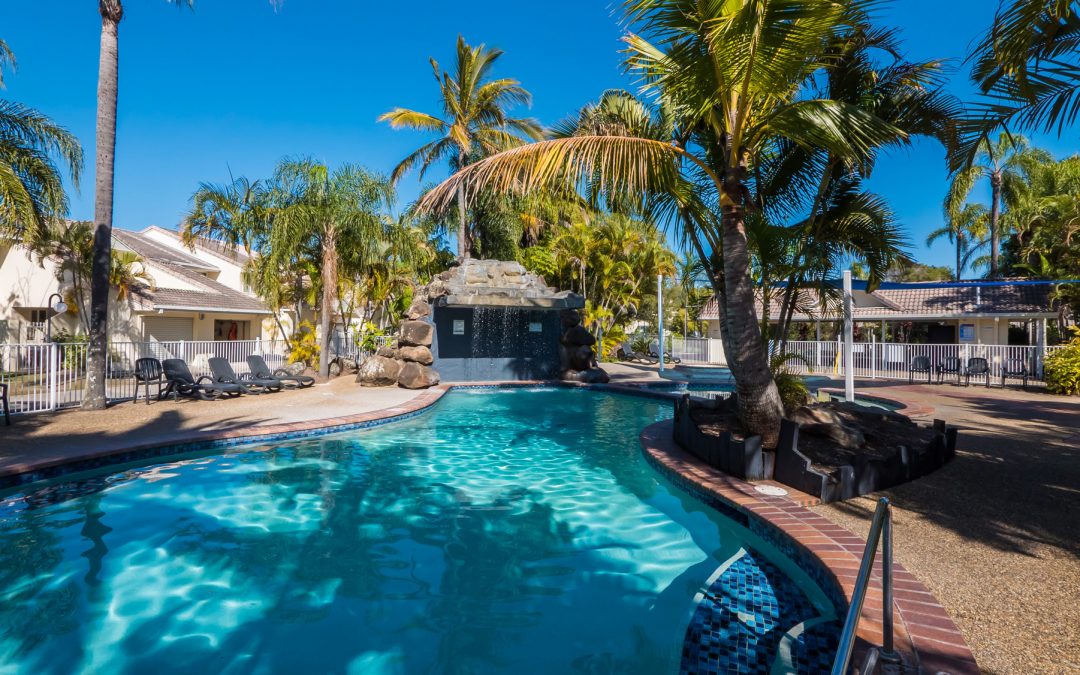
[558,309,610,384]
[356,296,441,389]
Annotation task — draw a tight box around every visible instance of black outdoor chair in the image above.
[247,354,314,388]
[908,355,933,383]
[162,359,248,399]
[1,382,9,426]
[937,356,963,384]
[208,357,283,393]
[133,357,167,405]
[1001,358,1029,390]
[965,357,991,387]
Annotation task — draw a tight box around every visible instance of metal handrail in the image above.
[831,497,900,675]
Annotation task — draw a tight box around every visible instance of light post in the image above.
[44,293,68,342]
[657,274,665,373]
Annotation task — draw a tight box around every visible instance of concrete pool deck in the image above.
[0,365,1075,672]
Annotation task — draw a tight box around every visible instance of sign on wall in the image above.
[452,319,465,335]
[959,324,975,341]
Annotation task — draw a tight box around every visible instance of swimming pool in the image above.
[0,388,838,674]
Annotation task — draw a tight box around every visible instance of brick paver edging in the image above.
[0,386,453,488]
[639,419,979,674]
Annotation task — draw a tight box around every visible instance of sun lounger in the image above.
[648,340,681,364]
[162,359,249,399]
[208,357,283,393]
[1,382,9,425]
[247,354,314,388]
[617,341,657,364]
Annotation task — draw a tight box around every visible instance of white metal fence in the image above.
[0,338,298,415]
[670,336,1063,385]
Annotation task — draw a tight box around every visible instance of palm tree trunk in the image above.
[956,233,963,281]
[990,171,1002,277]
[456,182,468,260]
[318,224,337,377]
[720,196,785,447]
[84,4,122,410]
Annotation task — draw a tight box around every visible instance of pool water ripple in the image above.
[0,388,835,674]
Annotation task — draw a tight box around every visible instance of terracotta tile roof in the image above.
[700,282,1056,321]
[113,229,216,271]
[114,230,269,314]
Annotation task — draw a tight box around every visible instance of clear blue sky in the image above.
[3,0,1078,268]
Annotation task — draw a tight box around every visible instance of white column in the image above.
[1036,318,1046,377]
[843,270,855,401]
[657,274,665,372]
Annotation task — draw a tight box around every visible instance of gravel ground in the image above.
[811,380,1080,675]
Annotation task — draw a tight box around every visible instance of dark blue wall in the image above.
[432,306,562,381]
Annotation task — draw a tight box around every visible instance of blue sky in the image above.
[3,0,1078,269]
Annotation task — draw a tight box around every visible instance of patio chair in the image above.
[965,357,991,387]
[908,355,933,383]
[207,357,283,393]
[133,357,167,405]
[1001,358,1029,390]
[247,354,314,389]
[1,382,9,426]
[937,356,962,385]
[162,359,248,399]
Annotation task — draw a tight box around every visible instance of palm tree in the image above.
[957,1,1080,165]
[0,42,82,239]
[379,35,543,259]
[29,220,152,331]
[927,203,989,280]
[85,1,278,408]
[945,133,1050,277]
[417,0,906,445]
[188,159,396,377]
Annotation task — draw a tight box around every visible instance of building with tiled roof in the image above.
[0,225,284,344]
[699,279,1060,345]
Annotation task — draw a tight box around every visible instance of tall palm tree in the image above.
[85,0,278,408]
[417,0,906,445]
[927,203,989,280]
[379,35,543,259]
[945,133,1050,277]
[0,41,82,239]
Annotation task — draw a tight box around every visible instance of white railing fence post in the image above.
[47,342,58,411]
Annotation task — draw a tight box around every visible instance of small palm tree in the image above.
[946,133,1050,277]
[379,35,543,259]
[927,203,989,280]
[0,41,82,239]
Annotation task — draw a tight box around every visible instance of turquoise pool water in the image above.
[0,388,834,674]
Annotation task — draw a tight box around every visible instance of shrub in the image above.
[1044,327,1080,396]
[771,352,811,413]
[288,321,319,370]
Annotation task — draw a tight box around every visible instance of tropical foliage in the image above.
[415,0,957,444]
[957,0,1080,165]
[1044,327,1080,395]
[0,40,82,240]
[380,35,543,259]
[185,159,447,373]
[521,214,676,347]
[29,220,153,331]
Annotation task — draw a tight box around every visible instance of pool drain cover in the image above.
[754,484,789,496]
